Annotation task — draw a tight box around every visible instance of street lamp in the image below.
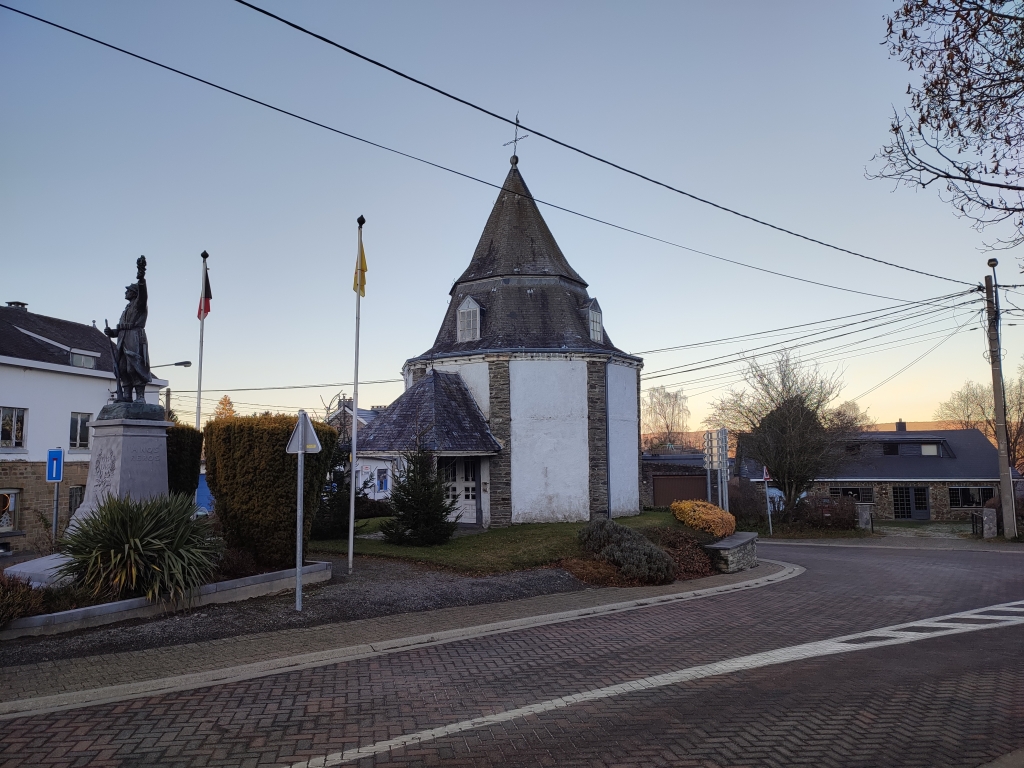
[151,361,192,369]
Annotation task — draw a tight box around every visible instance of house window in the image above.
[68,485,85,515]
[589,309,603,343]
[0,407,26,448]
[376,468,388,492]
[440,458,459,501]
[457,297,481,342]
[882,443,899,456]
[921,443,939,456]
[948,487,994,508]
[0,490,18,532]
[70,412,92,449]
[464,461,476,483]
[829,487,874,503]
[892,486,912,518]
[70,353,97,369]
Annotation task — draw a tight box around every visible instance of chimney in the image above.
[896,419,907,432]
[5,301,27,311]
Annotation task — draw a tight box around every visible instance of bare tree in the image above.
[870,1,1024,249]
[641,386,691,450]
[934,368,1024,469]
[706,352,870,514]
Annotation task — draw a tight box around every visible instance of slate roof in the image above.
[0,305,114,374]
[358,370,501,454]
[412,159,636,362]
[821,430,1009,481]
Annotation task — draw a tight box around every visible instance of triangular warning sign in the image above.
[286,411,322,454]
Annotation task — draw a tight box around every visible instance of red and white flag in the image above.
[197,251,212,320]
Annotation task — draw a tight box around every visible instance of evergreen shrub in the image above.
[205,415,337,568]
[670,500,736,538]
[57,494,222,606]
[380,450,459,545]
[577,519,677,585]
[167,424,204,496]
[311,473,392,540]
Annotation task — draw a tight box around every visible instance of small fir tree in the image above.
[213,395,237,419]
[380,449,460,546]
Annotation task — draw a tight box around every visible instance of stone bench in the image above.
[703,532,758,574]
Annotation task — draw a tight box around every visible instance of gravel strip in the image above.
[0,557,587,667]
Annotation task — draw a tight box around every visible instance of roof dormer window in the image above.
[457,297,481,342]
[589,308,603,343]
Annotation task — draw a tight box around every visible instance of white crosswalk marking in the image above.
[287,599,1024,767]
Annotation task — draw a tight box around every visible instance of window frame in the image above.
[376,467,388,492]
[948,486,994,508]
[0,489,19,532]
[589,309,603,343]
[70,412,92,450]
[456,297,481,342]
[0,407,26,450]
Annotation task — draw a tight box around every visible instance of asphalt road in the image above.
[3,544,1023,767]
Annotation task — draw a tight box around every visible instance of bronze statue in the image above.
[105,256,152,403]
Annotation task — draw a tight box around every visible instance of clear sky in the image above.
[2,1,1019,426]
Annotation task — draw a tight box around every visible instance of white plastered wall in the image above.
[509,359,589,522]
[431,359,490,418]
[607,363,640,516]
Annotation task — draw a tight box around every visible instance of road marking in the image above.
[0,561,802,720]
[287,599,1024,767]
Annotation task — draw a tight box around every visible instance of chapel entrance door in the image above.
[457,457,482,525]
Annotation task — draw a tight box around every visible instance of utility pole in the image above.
[164,388,172,420]
[984,265,1018,539]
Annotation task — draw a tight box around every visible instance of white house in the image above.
[326,401,394,500]
[0,302,165,553]
[359,157,643,527]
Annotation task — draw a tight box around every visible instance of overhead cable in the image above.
[0,4,976,305]
[231,0,976,288]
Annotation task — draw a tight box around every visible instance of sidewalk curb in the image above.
[0,560,803,721]
[760,540,1024,553]
[981,747,1024,768]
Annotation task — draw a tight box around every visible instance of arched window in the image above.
[457,297,481,342]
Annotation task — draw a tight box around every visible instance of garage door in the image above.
[653,475,707,507]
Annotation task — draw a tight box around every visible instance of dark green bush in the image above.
[205,415,337,568]
[380,450,459,546]
[57,493,222,606]
[578,519,677,585]
[311,472,392,540]
[0,572,42,629]
[166,424,204,496]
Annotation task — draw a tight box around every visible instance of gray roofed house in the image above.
[359,156,644,528]
[359,371,500,456]
[0,303,114,373]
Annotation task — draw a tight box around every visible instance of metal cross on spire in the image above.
[503,112,530,156]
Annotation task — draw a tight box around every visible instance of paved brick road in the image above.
[2,545,1023,767]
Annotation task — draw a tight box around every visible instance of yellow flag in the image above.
[353,240,367,297]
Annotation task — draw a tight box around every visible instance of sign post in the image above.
[46,448,64,542]
[286,411,321,612]
[703,429,730,510]
[762,466,773,536]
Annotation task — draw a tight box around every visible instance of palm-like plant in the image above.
[57,494,222,606]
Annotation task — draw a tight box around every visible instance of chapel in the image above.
[360,156,643,526]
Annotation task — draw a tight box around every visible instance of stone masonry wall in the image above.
[810,480,1000,521]
[0,460,90,553]
[586,360,609,519]
[487,358,513,527]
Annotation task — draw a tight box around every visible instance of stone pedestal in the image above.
[71,416,173,524]
[982,508,997,539]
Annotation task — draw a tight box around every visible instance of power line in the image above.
[641,297,980,381]
[852,311,982,400]
[172,378,402,394]
[232,0,976,288]
[631,290,975,356]
[0,4,976,305]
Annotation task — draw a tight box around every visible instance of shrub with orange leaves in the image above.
[670,500,736,538]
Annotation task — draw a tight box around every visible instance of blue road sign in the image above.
[46,448,64,483]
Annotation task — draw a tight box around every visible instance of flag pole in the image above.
[195,251,209,431]
[348,216,365,576]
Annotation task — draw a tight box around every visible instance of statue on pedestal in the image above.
[105,256,152,403]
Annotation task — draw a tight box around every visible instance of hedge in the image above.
[166,424,204,496]
[204,415,337,569]
[670,500,736,538]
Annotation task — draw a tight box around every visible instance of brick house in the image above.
[809,423,1009,521]
[0,302,165,553]
[359,156,643,526]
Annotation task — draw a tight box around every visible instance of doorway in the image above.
[893,486,930,520]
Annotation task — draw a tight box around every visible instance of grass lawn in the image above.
[308,509,688,574]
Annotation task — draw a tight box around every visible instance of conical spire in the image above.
[453,157,586,288]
